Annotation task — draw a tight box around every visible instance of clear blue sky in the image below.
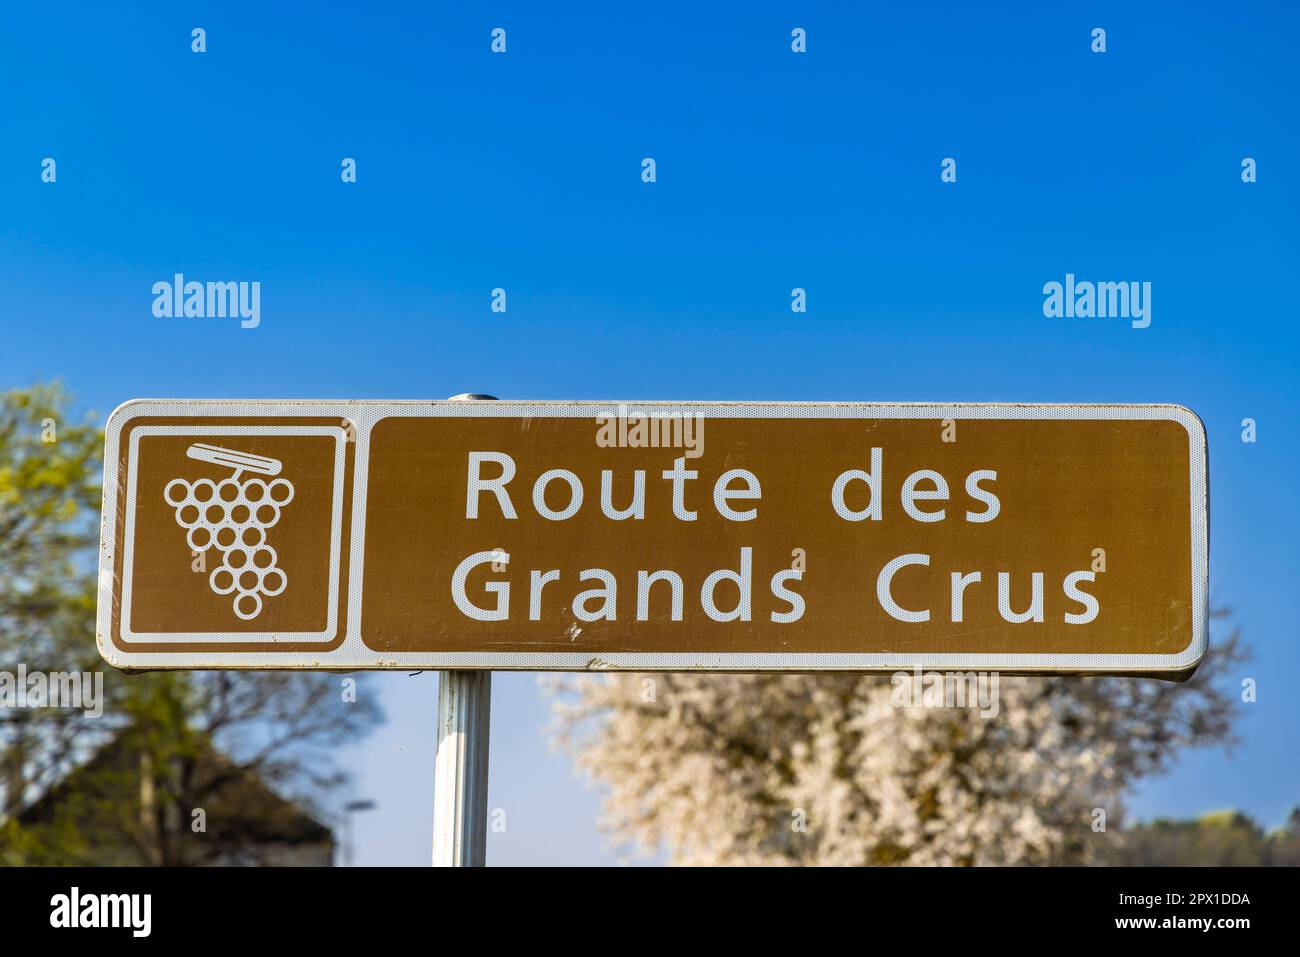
[2,1,1297,863]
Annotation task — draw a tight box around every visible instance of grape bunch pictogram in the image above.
[163,444,294,621]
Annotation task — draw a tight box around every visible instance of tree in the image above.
[1267,808,1300,867]
[0,383,382,865]
[1107,807,1300,866]
[0,382,102,821]
[1109,809,1265,867]
[549,620,1247,866]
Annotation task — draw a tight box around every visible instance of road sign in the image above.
[97,400,1207,678]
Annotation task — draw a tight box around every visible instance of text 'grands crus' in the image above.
[450,450,1102,627]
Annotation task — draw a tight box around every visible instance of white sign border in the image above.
[97,400,1209,677]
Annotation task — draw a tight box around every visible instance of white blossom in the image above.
[547,621,1243,866]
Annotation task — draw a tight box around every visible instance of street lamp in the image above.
[342,799,377,867]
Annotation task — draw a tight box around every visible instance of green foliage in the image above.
[0,382,102,672]
[0,383,109,838]
[1109,807,1300,866]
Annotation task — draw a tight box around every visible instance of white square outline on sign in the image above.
[119,425,348,643]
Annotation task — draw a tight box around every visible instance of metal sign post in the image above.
[432,669,492,866]
[432,394,497,867]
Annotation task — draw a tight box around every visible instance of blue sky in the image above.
[2,1,1297,863]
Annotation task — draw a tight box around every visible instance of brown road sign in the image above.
[97,400,1208,677]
